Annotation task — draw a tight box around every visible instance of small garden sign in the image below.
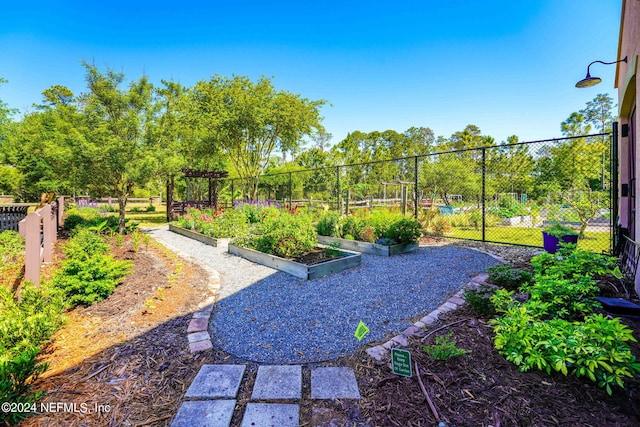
[391,348,412,377]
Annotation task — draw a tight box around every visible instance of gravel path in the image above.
[147,226,499,364]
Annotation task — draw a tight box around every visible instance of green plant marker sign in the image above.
[391,348,412,377]
[354,320,370,341]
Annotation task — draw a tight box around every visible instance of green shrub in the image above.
[339,215,366,240]
[0,231,25,287]
[0,283,66,425]
[368,211,403,238]
[64,207,133,234]
[252,211,317,258]
[423,332,470,360]
[0,283,66,357]
[492,309,640,395]
[520,276,600,320]
[200,209,249,239]
[358,226,376,243]
[463,286,497,315]
[531,248,618,280]
[0,348,47,425]
[487,264,532,290]
[316,211,340,237]
[543,222,578,238]
[53,230,132,307]
[385,217,422,244]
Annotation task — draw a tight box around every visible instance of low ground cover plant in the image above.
[0,282,67,425]
[423,332,470,361]
[0,231,25,288]
[490,247,640,394]
[52,229,132,307]
[486,264,532,290]
[316,210,422,245]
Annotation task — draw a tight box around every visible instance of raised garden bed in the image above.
[228,243,361,280]
[168,224,231,248]
[317,235,418,256]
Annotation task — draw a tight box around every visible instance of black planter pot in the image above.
[542,232,579,254]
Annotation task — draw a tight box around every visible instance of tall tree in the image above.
[79,63,157,232]
[187,75,325,199]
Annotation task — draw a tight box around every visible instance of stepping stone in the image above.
[252,365,302,400]
[311,367,361,399]
[241,403,299,427]
[185,365,246,399]
[170,400,235,427]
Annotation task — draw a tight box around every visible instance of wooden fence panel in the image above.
[17,199,62,286]
[0,205,30,232]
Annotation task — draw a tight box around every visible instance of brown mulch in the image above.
[19,236,224,427]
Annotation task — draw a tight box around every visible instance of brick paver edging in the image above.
[365,247,508,362]
[187,266,221,353]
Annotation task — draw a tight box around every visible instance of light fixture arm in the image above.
[585,56,628,76]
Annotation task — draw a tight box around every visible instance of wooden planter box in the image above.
[317,235,419,256]
[228,244,362,280]
[168,224,231,248]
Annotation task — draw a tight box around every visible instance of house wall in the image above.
[615,0,640,294]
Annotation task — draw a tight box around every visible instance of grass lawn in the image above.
[446,226,611,253]
[126,211,168,228]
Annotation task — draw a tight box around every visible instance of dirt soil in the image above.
[17,235,640,427]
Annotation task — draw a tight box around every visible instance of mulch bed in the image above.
[19,236,226,427]
[348,306,640,427]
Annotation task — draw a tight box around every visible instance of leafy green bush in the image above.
[0,283,66,357]
[492,308,640,395]
[175,208,249,238]
[251,211,317,258]
[486,264,532,290]
[423,332,470,360]
[1,348,47,425]
[339,215,366,241]
[316,211,340,237]
[543,222,578,238]
[385,217,422,244]
[463,286,497,315]
[520,276,600,320]
[0,231,25,287]
[53,229,132,307]
[64,207,134,234]
[0,283,66,424]
[531,248,618,280]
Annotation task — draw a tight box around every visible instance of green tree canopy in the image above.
[186,75,326,198]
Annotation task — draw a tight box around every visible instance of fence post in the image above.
[482,147,486,243]
[289,172,293,209]
[19,212,42,286]
[336,166,341,215]
[402,185,407,216]
[414,156,419,219]
[41,204,54,262]
[57,196,65,228]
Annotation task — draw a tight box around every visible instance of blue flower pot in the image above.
[542,232,579,254]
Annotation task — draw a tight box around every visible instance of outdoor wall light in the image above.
[575,56,628,88]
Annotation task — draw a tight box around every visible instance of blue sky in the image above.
[0,1,621,147]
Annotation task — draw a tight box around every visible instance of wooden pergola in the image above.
[166,169,229,220]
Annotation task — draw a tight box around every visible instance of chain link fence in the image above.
[173,133,613,253]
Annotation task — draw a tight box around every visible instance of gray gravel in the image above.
[147,226,499,364]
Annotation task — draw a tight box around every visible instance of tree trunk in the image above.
[118,196,128,234]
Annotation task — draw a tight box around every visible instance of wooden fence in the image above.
[18,197,64,286]
[0,204,33,232]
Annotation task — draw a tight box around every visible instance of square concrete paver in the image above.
[170,400,236,427]
[240,403,299,427]
[311,367,361,399]
[185,365,246,399]
[252,365,302,400]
